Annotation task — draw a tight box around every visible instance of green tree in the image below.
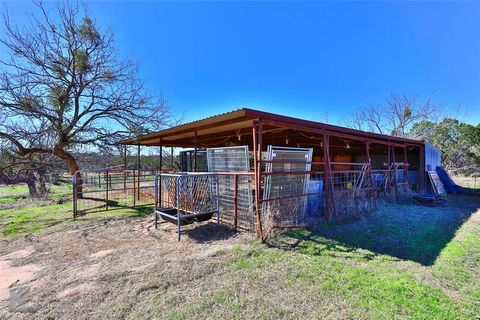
[411,118,480,175]
[0,2,170,195]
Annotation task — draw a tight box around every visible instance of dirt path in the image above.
[0,217,251,319]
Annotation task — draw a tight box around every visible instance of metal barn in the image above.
[73,108,440,238]
[74,108,435,240]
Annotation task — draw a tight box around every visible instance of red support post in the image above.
[419,145,425,192]
[159,138,163,172]
[194,129,198,172]
[252,120,264,240]
[323,135,334,221]
[386,144,392,193]
[234,174,238,229]
[392,146,398,198]
[365,141,376,199]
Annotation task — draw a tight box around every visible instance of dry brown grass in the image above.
[0,219,250,319]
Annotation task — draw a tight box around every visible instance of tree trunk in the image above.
[54,145,83,197]
[0,172,39,197]
[33,169,48,196]
[26,179,40,197]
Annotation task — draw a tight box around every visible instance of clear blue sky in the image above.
[2,1,480,125]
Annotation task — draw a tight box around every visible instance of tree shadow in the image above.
[268,195,480,266]
[75,201,153,218]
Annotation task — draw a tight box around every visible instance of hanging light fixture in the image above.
[285,136,289,145]
[346,143,351,149]
[236,129,241,141]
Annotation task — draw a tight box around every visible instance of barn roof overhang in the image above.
[119,108,424,148]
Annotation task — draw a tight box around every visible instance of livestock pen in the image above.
[74,108,436,240]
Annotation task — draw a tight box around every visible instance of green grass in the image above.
[127,196,480,319]
[0,182,150,238]
[1,183,479,319]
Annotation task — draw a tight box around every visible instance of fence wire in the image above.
[73,169,157,217]
[156,173,218,214]
[262,146,314,231]
[206,146,254,230]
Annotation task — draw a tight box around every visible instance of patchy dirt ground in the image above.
[0,218,251,319]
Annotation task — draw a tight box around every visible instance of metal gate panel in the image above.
[263,146,313,227]
[206,146,254,230]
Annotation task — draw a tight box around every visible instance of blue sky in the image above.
[2,1,480,125]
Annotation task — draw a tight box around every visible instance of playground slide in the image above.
[436,166,480,196]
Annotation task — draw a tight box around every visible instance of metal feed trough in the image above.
[154,172,220,240]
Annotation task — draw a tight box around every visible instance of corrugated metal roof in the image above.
[120,107,423,146]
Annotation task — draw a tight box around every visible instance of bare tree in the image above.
[0,1,170,194]
[345,93,440,137]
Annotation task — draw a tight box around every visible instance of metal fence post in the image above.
[133,169,136,207]
[105,169,109,211]
[72,174,77,219]
[234,174,238,229]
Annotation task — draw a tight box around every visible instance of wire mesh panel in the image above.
[329,164,376,222]
[156,173,218,214]
[372,164,413,202]
[73,169,157,217]
[262,146,313,230]
[206,146,254,230]
[179,150,207,172]
[154,173,220,240]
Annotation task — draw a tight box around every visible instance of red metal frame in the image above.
[115,108,426,239]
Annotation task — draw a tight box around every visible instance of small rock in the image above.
[9,286,30,312]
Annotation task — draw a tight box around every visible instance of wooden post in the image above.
[252,120,263,240]
[137,144,141,200]
[234,174,238,229]
[170,147,174,172]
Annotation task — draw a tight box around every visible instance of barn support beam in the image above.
[137,144,141,169]
[194,129,198,172]
[403,145,408,185]
[252,120,264,240]
[159,138,163,172]
[365,141,376,199]
[323,135,335,221]
[419,145,425,192]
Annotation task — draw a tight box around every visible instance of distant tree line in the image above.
[345,93,480,175]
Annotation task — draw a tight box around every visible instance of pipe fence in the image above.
[72,168,158,218]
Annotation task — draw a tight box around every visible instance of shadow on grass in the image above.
[75,199,154,218]
[185,224,241,243]
[268,195,480,266]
